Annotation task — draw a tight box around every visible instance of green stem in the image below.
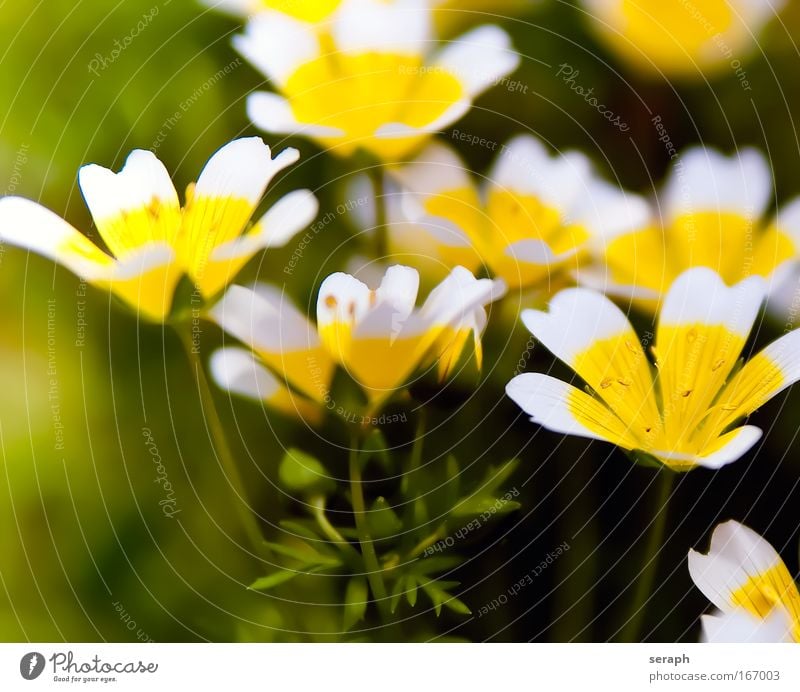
[370,166,387,259]
[620,470,675,642]
[349,435,392,623]
[178,327,269,563]
[310,495,360,561]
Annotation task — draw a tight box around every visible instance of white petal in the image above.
[194,137,299,204]
[78,149,179,226]
[701,608,794,643]
[573,180,652,247]
[662,147,772,221]
[505,239,578,267]
[506,373,618,442]
[658,267,766,336]
[0,197,113,279]
[211,283,319,352]
[233,12,320,88]
[489,135,592,214]
[419,265,505,331]
[316,272,372,331]
[106,242,176,280]
[333,0,430,55]
[210,347,281,401]
[355,265,421,338]
[688,519,781,612]
[433,25,520,97]
[389,141,471,199]
[199,0,257,17]
[520,287,634,366]
[655,425,762,470]
[212,189,318,260]
[246,91,346,138]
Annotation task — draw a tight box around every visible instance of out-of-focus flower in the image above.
[386,135,626,291]
[506,267,800,470]
[689,520,799,642]
[234,0,520,161]
[590,148,799,313]
[580,0,785,77]
[201,0,342,22]
[0,138,316,322]
[211,265,504,411]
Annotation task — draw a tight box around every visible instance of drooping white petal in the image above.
[210,346,282,402]
[211,283,319,353]
[0,196,113,279]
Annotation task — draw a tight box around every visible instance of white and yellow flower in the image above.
[580,0,785,77]
[0,138,317,322]
[234,0,520,160]
[386,135,621,290]
[201,0,342,22]
[689,520,800,642]
[211,265,504,410]
[506,267,800,470]
[592,147,800,313]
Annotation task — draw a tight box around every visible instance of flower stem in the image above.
[620,469,675,642]
[178,327,269,563]
[370,166,387,259]
[348,435,392,623]
[310,495,360,561]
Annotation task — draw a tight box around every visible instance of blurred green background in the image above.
[1,0,799,642]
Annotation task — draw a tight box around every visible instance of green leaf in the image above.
[367,497,403,540]
[279,520,322,542]
[411,556,461,576]
[343,576,368,631]
[405,576,418,608]
[279,448,335,495]
[263,541,340,567]
[249,570,301,591]
[390,577,406,614]
[420,579,471,617]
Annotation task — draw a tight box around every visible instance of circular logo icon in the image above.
[20,652,45,680]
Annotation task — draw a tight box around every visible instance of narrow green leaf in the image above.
[249,570,300,591]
